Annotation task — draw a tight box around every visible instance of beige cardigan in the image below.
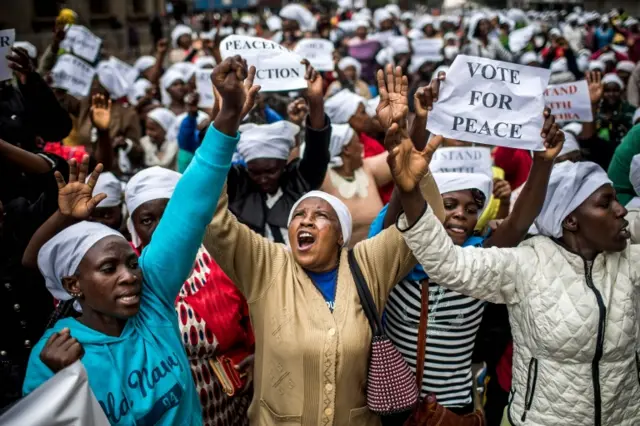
[203,176,443,426]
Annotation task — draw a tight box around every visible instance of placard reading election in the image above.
[430,147,493,177]
[108,56,138,85]
[195,69,214,108]
[294,39,335,72]
[51,54,96,97]
[0,29,16,81]
[544,80,593,122]
[411,38,444,62]
[220,35,306,92]
[427,55,551,151]
[60,25,102,63]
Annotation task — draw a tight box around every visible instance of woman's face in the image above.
[564,184,629,253]
[348,104,371,134]
[132,198,169,248]
[355,26,368,39]
[288,197,342,272]
[380,19,394,32]
[343,66,357,82]
[177,34,192,50]
[145,116,166,144]
[64,236,142,319]
[341,133,364,169]
[167,80,187,102]
[89,206,123,230]
[423,24,436,37]
[603,83,622,108]
[476,19,490,37]
[442,190,480,246]
[247,158,287,194]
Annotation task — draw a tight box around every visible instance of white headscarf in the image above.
[432,172,493,215]
[134,56,156,73]
[602,73,624,89]
[237,121,300,163]
[171,24,193,48]
[279,4,315,31]
[287,191,353,247]
[365,96,380,117]
[558,129,581,157]
[338,57,362,80]
[588,60,605,72]
[14,41,37,59]
[96,61,130,99]
[128,78,152,106]
[329,124,356,167]
[194,56,216,68]
[92,172,123,207]
[125,167,182,247]
[520,51,540,65]
[617,61,635,73]
[599,51,616,63]
[38,222,124,310]
[267,16,283,32]
[147,107,177,133]
[630,154,640,196]
[324,89,366,124]
[535,161,611,238]
[160,69,185,106]
[374,9,393,28]
[170,62,198,81]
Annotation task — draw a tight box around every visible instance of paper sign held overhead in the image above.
[108,56,139,85]
[544,80,593,123]
[51,54,96,98]
[427,55,551,151]
[411,38,444,62]
[430,147,493,177]
[0,29,16,82]
[220,35,307,92]
[195,69,215,108]
[60,25,102,63]
[294,39,335,72]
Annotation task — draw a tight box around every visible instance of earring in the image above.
[70,292,82,298]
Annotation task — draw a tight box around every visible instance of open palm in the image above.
[386,126,442,192]
[586,71,603,104]
[90,94,112,131]
[376,64,409,129]
[54,156,107,220]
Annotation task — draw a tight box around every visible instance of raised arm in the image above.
[140,57,258,308]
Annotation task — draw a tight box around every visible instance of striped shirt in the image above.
[385,279,486,408]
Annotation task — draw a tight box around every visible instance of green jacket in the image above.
[608,124,640,206]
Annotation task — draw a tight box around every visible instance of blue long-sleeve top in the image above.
[23,124,239,425]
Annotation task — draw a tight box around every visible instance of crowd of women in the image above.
[2,3,640,426]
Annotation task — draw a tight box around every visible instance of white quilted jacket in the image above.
[400,206,640,426]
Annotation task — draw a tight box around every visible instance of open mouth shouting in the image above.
[297,230,317,252]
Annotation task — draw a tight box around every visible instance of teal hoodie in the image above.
[23,124,239,425]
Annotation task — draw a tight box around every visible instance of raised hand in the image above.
[386,123,442,193]
[7,47,34,85]
[301,59,324,102]
[240,65,261,120]
[376,64,409,129]
[185,92,200,116]
[54,155,107,220]
[493,179,512,202]
[586,71,603,104]
[156,38,169,56]
[90,94,112,131]
[414,71,446,119]
[287,98,309,125]
[39,328,84,374]
[533,108,565,162]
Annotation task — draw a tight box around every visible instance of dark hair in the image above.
[470,188,487,210]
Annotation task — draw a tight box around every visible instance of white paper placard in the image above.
[108,56,138,85]
[430,147,493,177]
[0,29,16,81]
[411,38,444,62]
[220,35,307,92]
[195,69,214,108]
[51,54,96,97]
[60,25,102,63]
[427,55,551,151]
[544,80,593,123]
[294,38,335,72]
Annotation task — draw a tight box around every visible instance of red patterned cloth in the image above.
[43,142,88,163]
[360,132,393,204]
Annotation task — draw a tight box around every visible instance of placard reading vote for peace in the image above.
[427,55,551,151]
[51,54,96,97]
[294,39,335,72]
[430,146,493,177]
[544,80,593,123]
[220,35,307,92]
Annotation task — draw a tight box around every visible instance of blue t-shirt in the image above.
[306,269,338,311]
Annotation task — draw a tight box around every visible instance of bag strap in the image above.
[348,250,383,337]
[415,279,429,390]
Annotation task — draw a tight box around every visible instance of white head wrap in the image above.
[170,62,198,81]
[588,60,605,72]
[415,15,435,30]
[279,4,315,31]
[467,13,487,39]
[374,9,393,29]
[14,41,37,59]
[626,18,639,27]
[38,222,125,310]
[125,167,182,247]
[96,61,130,99]
[92,172,123,208]
[194,56,216,68]
[432,172,493,215]
[329,124,356,167]
[324,89,366,124]
[267,16,283,32]
[602,73,624,89]
[160,69,185,106]
[147,107,177,133]
[520,51,540,65]
[237,121,300,163]
[134,56,156,73]
[287,191,353,247]
[535,161,612,238]
[171,24,193,48]
[338,57,362,80]
[599,52,616,63]
[630,154,640,196]
[444,46,459,60]
[549,28,562,38]
[389,36,410,54]
[444,32,458,42]
[385,4,401,19]
[617,61,635,73]
[558,130,581,158]
[550,57,568,73]
[128,78,152,106]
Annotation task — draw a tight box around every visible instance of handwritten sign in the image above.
[51,54,96,97]
[427,55,551,151]
[108,56,138,85]
[60,25,102,63]
[544,80,593,122]
[195,69,214,108]
[430,147,493,177]
[294,39,335,71]
[220,35,306,92]
[0,29,16,81]
[411,38,444,62]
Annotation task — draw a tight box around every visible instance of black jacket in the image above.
[227,115,331,236]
